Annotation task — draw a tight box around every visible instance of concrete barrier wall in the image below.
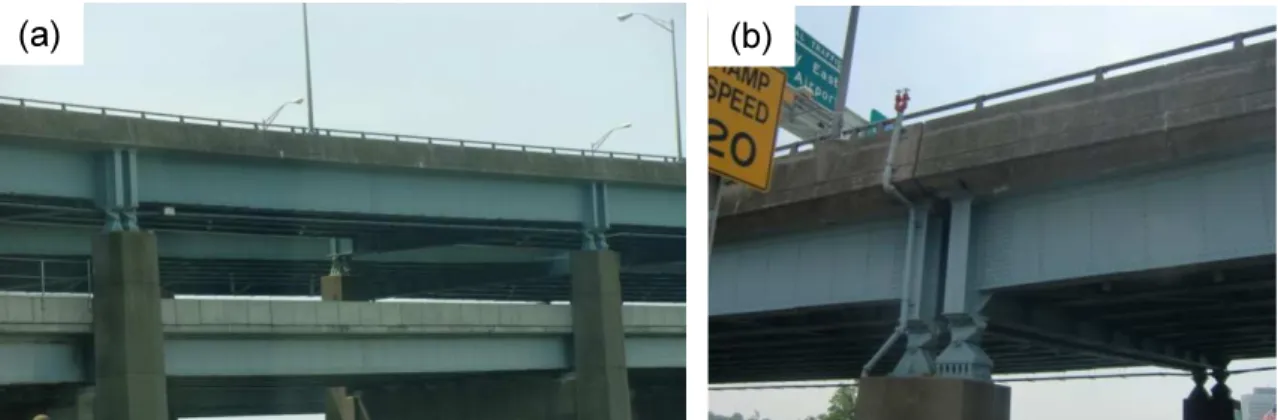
[0,295,685,336]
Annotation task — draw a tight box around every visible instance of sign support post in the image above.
[708,174,722,254]
[831,6,860,139]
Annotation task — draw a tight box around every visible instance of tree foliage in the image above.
[708,411,767,420]
[803,385,858,420]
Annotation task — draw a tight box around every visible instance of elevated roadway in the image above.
[0,87,688,418]
[0,295,684,386]
[0,96,686,302]
[711,32,1275,384]
[0,296,685,418]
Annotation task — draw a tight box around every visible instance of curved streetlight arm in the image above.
[636,13,673,33]
[591,124,632,151]
[263,104,290,127]
[263,99,304,128]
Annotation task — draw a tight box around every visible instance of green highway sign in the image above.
[786,26,841,112]
[864,108,888,136]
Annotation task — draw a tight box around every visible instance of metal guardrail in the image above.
[775,25,1277,157]
[0,95,681,164]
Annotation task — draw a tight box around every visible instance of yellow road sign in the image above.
[708,67,786,192]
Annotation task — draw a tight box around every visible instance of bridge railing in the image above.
[774,25,1277,158]
[0,95,681,164]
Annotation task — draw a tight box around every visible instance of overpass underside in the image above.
[0,195,685,302]
[711,151,1277,384]
[711,254,1274,383]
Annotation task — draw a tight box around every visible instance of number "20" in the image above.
[708,118,757,167]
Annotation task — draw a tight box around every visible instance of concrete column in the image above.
[570,250,632,420]
[856,377,1010,420]
[320,274,359,420]
[1209,368,1235,420]
[1184,369,1211,420]
[91,231,169,420]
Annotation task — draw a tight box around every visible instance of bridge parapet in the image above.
[0,96,683,187]
[717,38,1275,242]
[0,295,685,336]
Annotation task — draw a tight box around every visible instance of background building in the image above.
[1241,387,1275,420]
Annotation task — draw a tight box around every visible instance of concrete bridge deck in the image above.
[0,295,685,386]
[717,39,1274,243]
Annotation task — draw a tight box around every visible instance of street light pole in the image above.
[666,18,683,161]
[618,12,682,161]
[831,6,860,139]
[302,3,316,133]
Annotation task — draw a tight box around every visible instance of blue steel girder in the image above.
[983,295,1211,371]
[0,143,685,230]
[581,182,610,250]
[95,149,139,232]
[939,194,1211,376]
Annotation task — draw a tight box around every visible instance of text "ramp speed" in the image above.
[708,66,786,192]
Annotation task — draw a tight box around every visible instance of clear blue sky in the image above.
[718,5,1276,420]
[0,2,686,158]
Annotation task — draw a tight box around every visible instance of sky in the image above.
[716,5,1277,420]
[0,2,686,158]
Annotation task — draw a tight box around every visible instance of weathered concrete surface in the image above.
[0,295,686,336]
[856,377,1011,420]
[91,231,169,420]
[0,296,685,387]
[0,106,684,187]
[717,40,1275,243]
[570,250,632,420]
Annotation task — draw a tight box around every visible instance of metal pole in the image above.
[302,3,316,133]
[39,260,46,295]
[831,6,860,139]
[708,174,723,254]
[669,18,684,161]
[863,101,914,378]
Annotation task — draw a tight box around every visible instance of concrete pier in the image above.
[856,377,1010,420]
[570,250,633,420]
[91,231,169,420]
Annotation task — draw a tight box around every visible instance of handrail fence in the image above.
[0,96,681,163]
